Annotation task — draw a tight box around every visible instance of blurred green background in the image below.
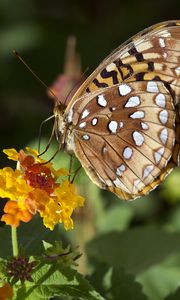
[0,1,180,299]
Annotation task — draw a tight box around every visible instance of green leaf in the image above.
[161,169,180,204]
[13,263,105,300]
[96,204,133,234]
[137,264,180,300]
[0,216,66,258]
[43,241,81,267]
[86,227,180,274]
[87,263,110,297]
[88,266,148,300]
[109,267,148,300]
[165,287,180,300]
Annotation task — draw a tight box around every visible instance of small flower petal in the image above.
[1,201,32,227]
[3,148,18,161]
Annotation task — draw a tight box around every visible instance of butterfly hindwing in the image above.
[69,81,177,200]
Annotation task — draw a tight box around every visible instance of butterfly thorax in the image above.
[54,104,75,154]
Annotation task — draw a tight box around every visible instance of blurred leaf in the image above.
[14,263,105,300]
[126,194,159,220]
[87,263,110,297]
[0,216,67,258]
[165,206,180,232]
[86,227,180,274]
[165,287,180,300]
[161,170,180,203]
[96,204,134,234]
[88,266,148,300]
[0,23,42,55]
[109,267,148,300]
[138,265,180,300]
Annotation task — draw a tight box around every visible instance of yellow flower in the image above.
[39,181,84,230]
[0,167,33,200]
[0,148,85,230]
[3,148,19,161]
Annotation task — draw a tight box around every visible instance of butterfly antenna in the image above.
[64,66,89,106]
[13,50,60,103]
[38,115,55,155]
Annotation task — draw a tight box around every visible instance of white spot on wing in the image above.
[118,84,132,96]
[160,128,168,144]
[143,165,154,179]
[155,93,166,108]
[79,122,86,128]
[82,134,90,140]
[97,95,107,107]
[147,81,159,93]
[108,121,118,133]
[154,147,165,164]
[91,118,98,126]
[106,63,116,72]
[113,177,129,193]
[116,164,126,176]
[130,111,145,119]
[159,110,168,124]
[123,147,133,159]
[141,122,149,130]
[159,38,165,48]
[119,121,124,128]
[133,131,144,146]
[125,96,140,107]
[81,109,90,119]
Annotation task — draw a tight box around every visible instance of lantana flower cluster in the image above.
[0,148,84,230]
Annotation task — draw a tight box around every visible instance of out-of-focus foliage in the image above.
[0,0,180,299]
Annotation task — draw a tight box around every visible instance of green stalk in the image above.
[11,227,19,257]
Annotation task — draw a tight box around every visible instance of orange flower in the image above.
[0,283,13,300]
[1,201,32,227]
[0,148,85,230]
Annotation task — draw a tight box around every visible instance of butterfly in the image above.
[53,20,180,200]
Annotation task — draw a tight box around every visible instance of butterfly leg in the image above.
[38,116,55,156]
[70,165,82,183]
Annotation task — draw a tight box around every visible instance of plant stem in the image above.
[11,227,19,257]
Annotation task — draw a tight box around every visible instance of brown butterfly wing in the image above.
[69,20,180,104]
[62,20,180,200]
[65,81,178,200]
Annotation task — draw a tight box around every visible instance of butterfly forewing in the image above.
[69,21,180,101]
[60,20,180,200]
